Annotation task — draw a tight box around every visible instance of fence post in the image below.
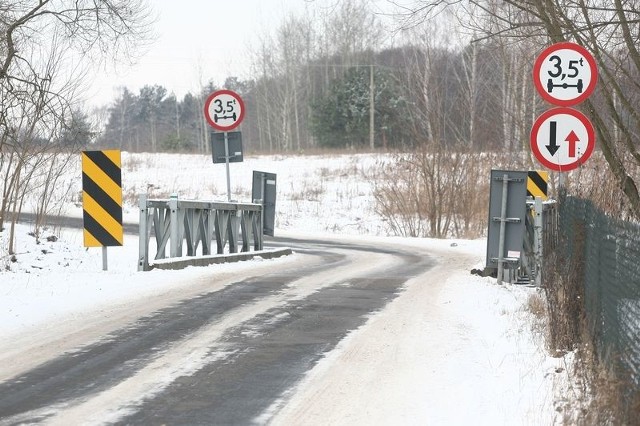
[138,193,148,271]
[169,193,180,258]
[534,196,543,287]
[228,210,239,253]
[497,173,509,284]
[214,209,227,254]
[255,207,263,251]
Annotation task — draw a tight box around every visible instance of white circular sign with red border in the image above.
[204,89,245,132]
[533,42,598,106]
[530,107,595,172]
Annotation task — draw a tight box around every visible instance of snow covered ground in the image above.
[0,152,568,424]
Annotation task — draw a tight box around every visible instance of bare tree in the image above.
[401,0,640,217]
[0,0,153,264]
[248,0,385,152]
[324,0,385,68]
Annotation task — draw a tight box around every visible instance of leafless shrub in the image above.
[289,178,326,202]
[371,154,425,237]
[568,153,637,220]
[122,185,171,206]
[318,167,332,179]
[277,166,330,204]
[544,247,586,355]
[526,291,547,319]
[0,1,153,262]
[562,338,640,426]
[122,155,144,173]
[372,147,503,238]
[525,291,549,341]
[31,152,78,237]
[544,217,640,424]
[335,160,361,178]
[233,187,252,201]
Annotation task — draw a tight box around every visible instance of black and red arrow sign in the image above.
[530,107,595,172]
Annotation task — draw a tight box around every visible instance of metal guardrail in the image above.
[521,198,557,286]
[138,194,263,271]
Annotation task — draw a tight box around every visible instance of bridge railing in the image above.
[521,198,557,286]
[138,194,263,271]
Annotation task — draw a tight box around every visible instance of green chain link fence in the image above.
[556,196,640,393]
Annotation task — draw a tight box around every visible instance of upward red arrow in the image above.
[565,130,580,157]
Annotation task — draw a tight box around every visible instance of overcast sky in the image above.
[86,0,400,109]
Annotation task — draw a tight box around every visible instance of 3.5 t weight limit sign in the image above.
[204,89,245,131]
[530,107,595,172]
[533,42,598,106]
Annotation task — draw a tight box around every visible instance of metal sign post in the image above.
[224,132,231,201]
[533,197,544,287]
[102,247,108,271]
[496,174,509,284]
[210,131,243,201]
[204,89,245,201]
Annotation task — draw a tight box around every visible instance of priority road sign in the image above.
[530,107,595,172]
[533,42,598,106]
[204,89,245,132]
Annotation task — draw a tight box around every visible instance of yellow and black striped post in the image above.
[81,150,123,252]
[527,170,549,200]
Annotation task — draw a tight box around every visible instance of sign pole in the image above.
[102,246,108,271]
[259,174,266,235]
[497,173,509,285]
[224,131,232,201]
[534,196,543,287]
[203,89,245,202]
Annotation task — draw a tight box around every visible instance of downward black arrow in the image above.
[546,121,560,155]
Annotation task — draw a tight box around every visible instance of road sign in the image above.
[486,170,528,281]
[82,150,123,247]
[527,170,549,200]
[530,107,595,172]
[204,89,245,131]
[533,42,598,106]
[252,171,277,237]
[211,131,243,164]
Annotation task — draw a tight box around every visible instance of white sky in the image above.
[86,0,399,109]
[88,0,296,107]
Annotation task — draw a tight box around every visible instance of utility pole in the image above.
[369,64,375,150]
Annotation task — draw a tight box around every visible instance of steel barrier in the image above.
[520,198,557,286]
[138,194,263,271]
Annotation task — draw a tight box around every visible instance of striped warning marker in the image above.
[82,150,123,247]
[527,170,548,200]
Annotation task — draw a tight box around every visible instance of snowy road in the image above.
[0,237,435,424]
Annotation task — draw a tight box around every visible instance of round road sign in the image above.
[533,42,598,106]
[204,89,245,132]
[530,107,595,172]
